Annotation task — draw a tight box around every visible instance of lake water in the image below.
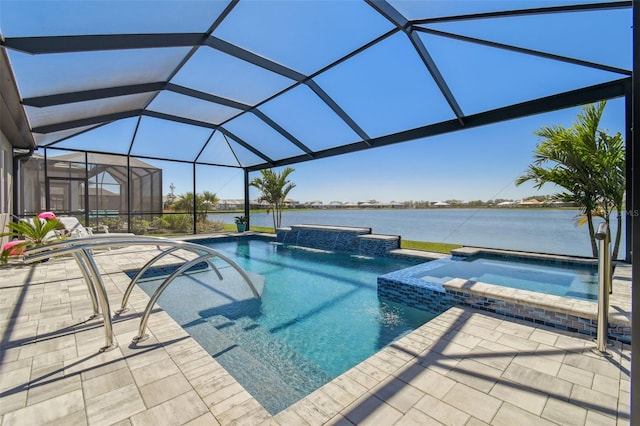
[208,208,626,259]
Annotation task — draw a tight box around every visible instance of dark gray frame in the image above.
[1,2,637,422]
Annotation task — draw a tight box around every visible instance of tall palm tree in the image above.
[516,101,625,258]
[570,103,625,259]
[589,130,625,259]
[250,167,296,229]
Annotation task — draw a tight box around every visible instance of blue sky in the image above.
[282,98,627,203]
[214,97,624,204]
[154,97,626,204]
[1,1,631,204]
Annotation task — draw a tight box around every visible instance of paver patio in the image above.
[0,243,630,425]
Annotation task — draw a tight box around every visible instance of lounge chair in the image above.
[56,216,133,238]
[56,216,96,238]
[2,215,134,260]
[55,218,134,253]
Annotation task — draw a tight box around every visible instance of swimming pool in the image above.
[414,254,599,300]
[134,238,437,414]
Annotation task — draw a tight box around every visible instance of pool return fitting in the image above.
[595,222,612,354]
[22,235,259,352]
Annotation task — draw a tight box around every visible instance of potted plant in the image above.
[1,216,63,263]
[234,215,248,232]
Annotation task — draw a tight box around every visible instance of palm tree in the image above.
[200,191,219,219]
[173,191,219,222]
[587,129,625,259]
[250,167,296,229]
[173,192,199,214]
[516,101,625,258]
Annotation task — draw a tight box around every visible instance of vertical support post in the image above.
[84,151,89,227]
[625,79,633,263]
[44,148,50,212]
[595,222,610,353]
[126,117,141,234]
[126,155,132,234]
[244,169,250,230]
[631,1,639,423]
[192,163,197,235]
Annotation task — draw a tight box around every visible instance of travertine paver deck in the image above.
[0,242,631,425]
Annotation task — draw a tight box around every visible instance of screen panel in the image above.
[314,32,457,138]
[129,116,212,162]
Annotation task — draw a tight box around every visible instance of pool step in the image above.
[195,314,332,414]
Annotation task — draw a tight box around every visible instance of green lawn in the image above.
[400,240,462,254]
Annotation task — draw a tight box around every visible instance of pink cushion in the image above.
[38,211,57,220]
[3,240,25,256]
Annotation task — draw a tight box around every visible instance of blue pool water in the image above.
[417,255,599,300]
[135,238,437,414]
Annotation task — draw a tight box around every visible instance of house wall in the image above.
[0,131,13,215]
[0,131,13,248]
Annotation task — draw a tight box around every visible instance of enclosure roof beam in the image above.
[217,127,274,165]
[204,36,307,82]
[142,110,219,129]
[366,0,464,122]
[296,29,403,146]
[136,1,239,122]
[305,80,371,144]
[22,82,167,107]
[412,1,631,24]
[166,83,251,111]
[45,145,243,169]
[407,31,465,121]
[2,33,204,54]
[365,0,409,29]
[413,27,632,76]
[252,109,315,158]
[246,77,629,171]
[32,110,142,133]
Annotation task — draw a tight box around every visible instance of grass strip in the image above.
[401,240,462,254]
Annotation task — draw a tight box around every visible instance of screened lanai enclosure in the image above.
[0,0,638,421]
[18,152,162,230]
[1,0,634,237]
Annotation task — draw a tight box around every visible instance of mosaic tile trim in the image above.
[378,273,631,344]
[276,225,400,256]
[378,276,453,314]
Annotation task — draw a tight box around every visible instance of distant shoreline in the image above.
[208,206,580,214]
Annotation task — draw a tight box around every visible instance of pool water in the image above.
[417,255,599,300]
[135,239,437,414]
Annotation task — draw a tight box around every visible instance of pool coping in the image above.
[378,252,631,343]
[443,273,630,327]
[392,244,624,325]
[450,246,600,265]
